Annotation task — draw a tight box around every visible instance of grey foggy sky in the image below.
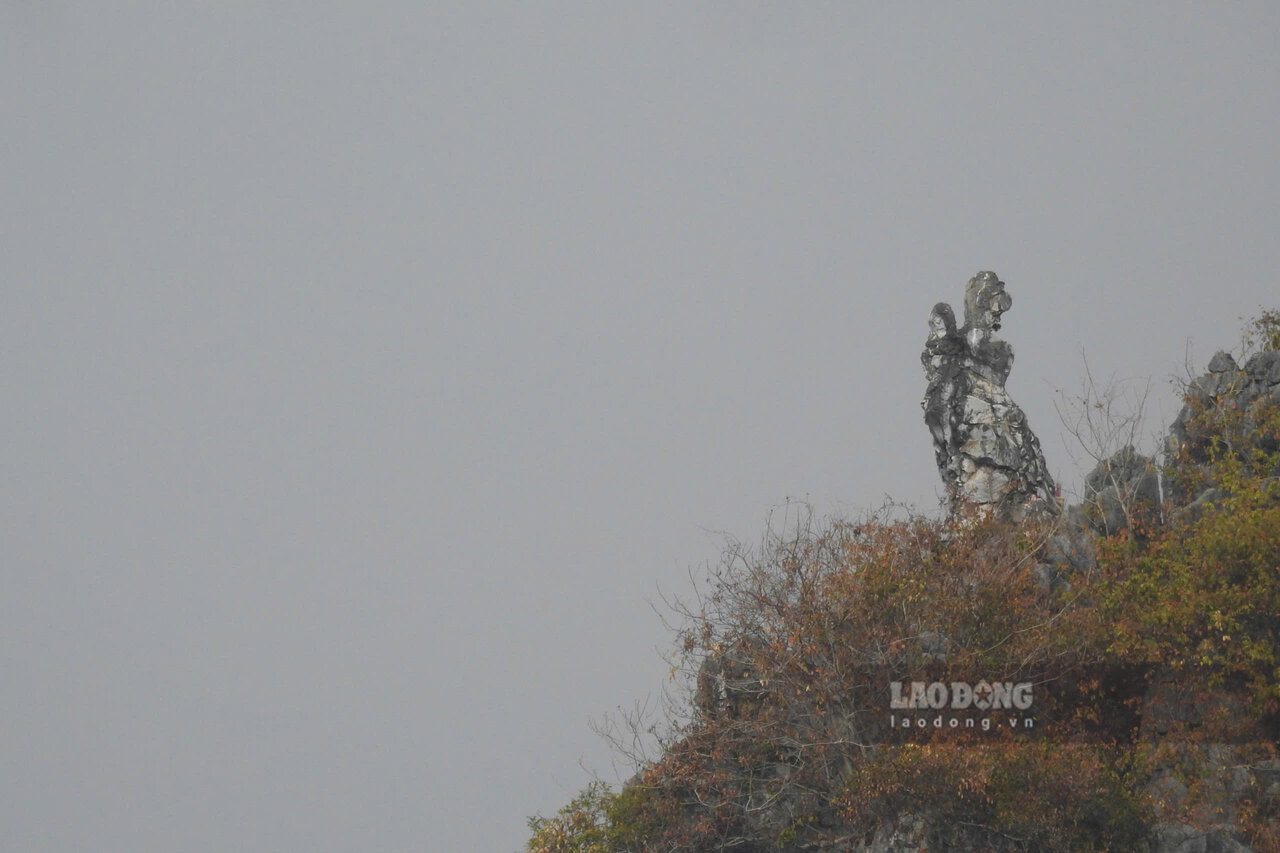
[2,3,1278,851]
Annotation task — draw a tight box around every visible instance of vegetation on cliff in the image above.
[525,312,1280,852]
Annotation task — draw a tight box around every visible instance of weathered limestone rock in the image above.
[1082,445,1162,535]
[1208,350,1239,373]
[922,272,1057,520]
[694,634,768,718]
[1167,339,1280,498]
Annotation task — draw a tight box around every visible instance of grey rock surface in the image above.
[1208,350,1239,373]
[1082,445,1162,534]
[922,272,1057,520]
[1167,338,1280,498]
[1150,823,1252,853]
[1171,486,1230,526]
[1243,350,1280,385]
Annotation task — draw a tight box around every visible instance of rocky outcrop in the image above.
[694,634,768,718]
[922,272,1057,521]
[1144,748,1280,853]
[1080,445,1163,535]
[581,323,1280,853]
[906,328,1280,851]
[1168,348,1280,486]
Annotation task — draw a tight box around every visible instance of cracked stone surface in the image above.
[922,271,1057,520]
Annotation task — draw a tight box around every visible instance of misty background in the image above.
[2,4,1278,851]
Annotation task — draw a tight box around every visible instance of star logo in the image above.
[973,680,994,710]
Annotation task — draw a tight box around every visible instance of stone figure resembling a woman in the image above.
[962,271,1014,386]
[923,272,1057,519]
